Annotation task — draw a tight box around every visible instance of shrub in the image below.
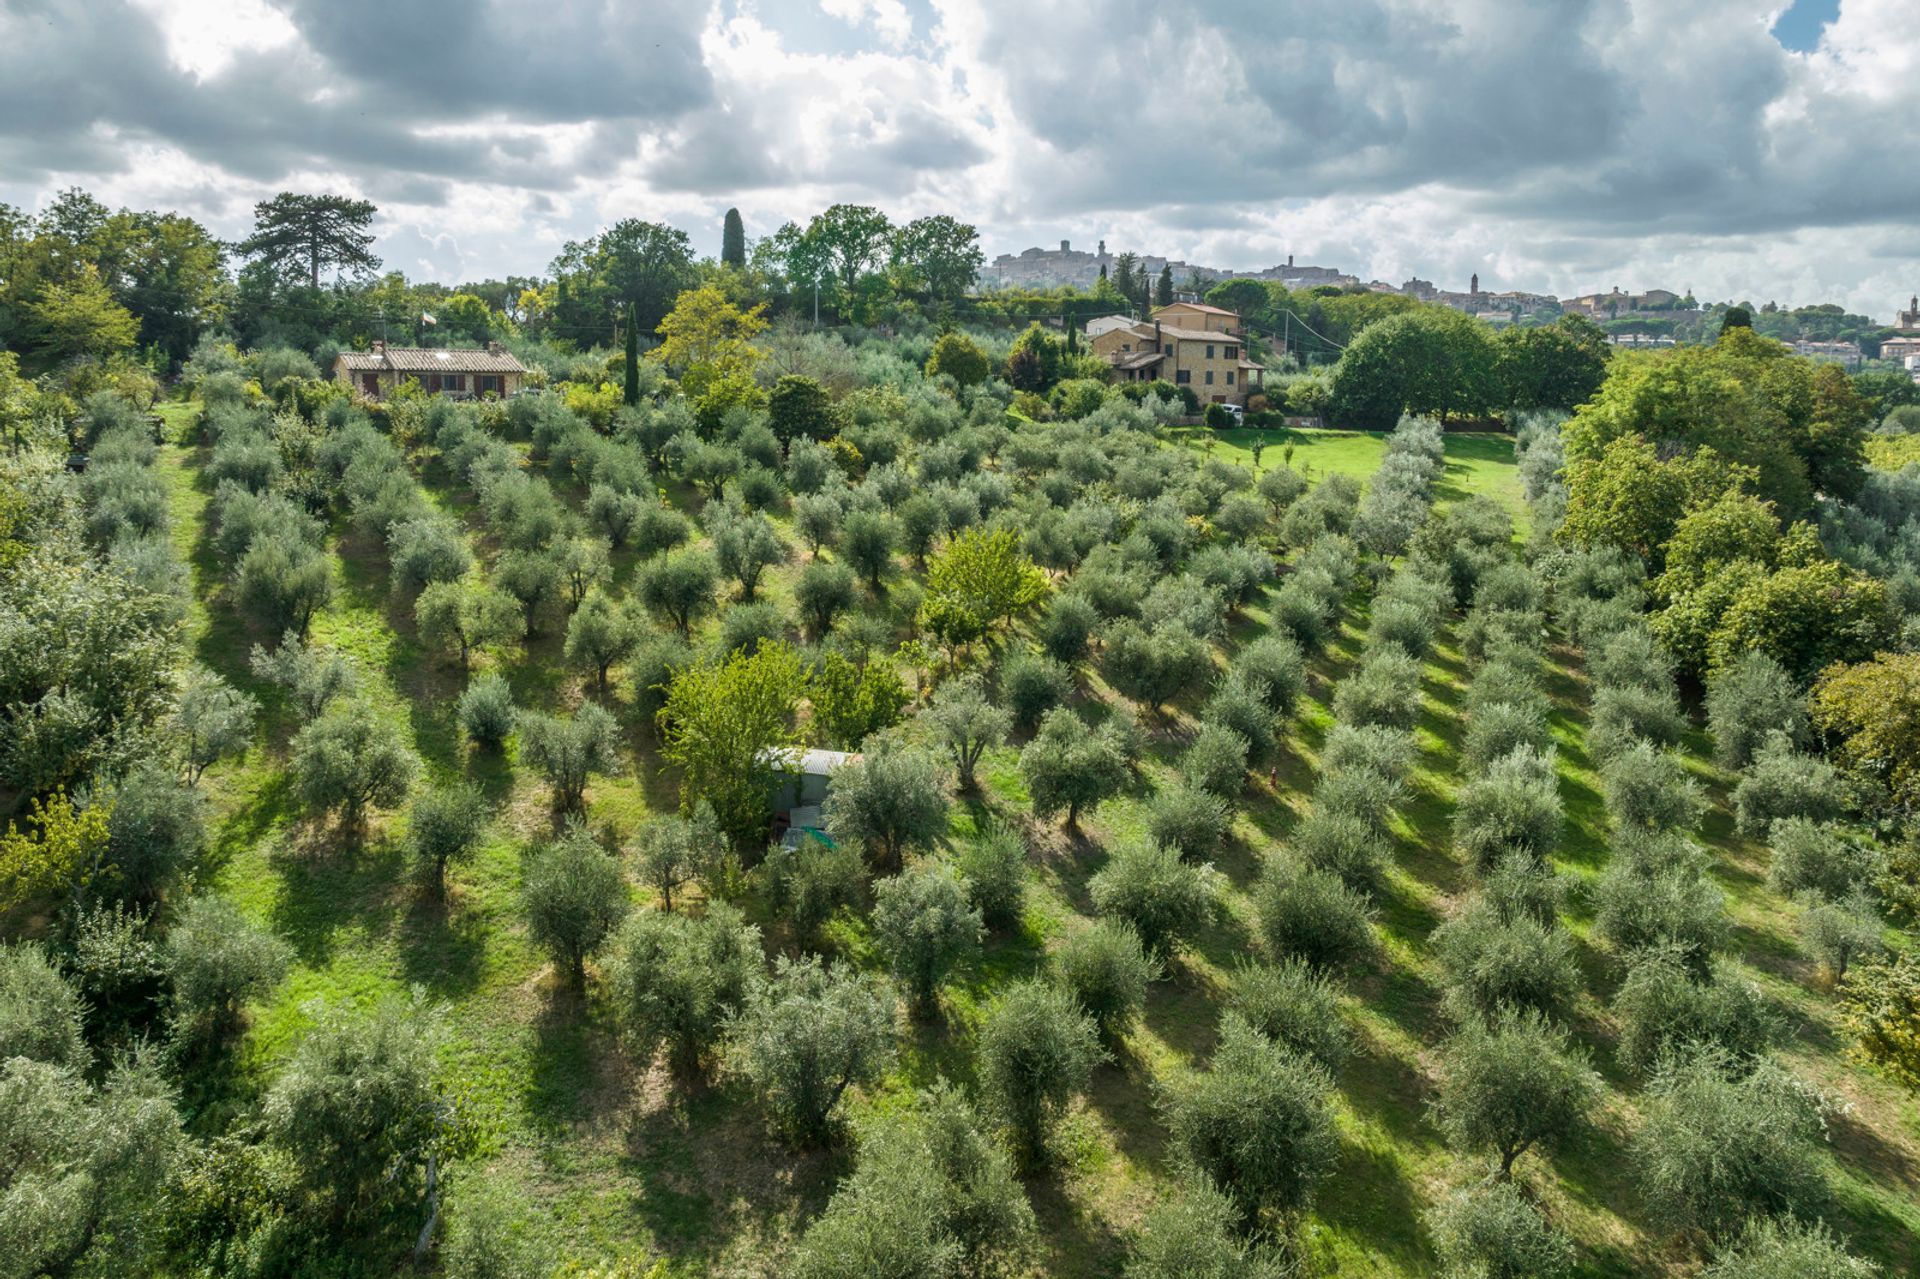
[1589,682,1687,761]
[1733,733,1848,837]
[387,516,472,596]
[977,980,1104,1170]
[1292,810,1391,889]
[1768,817,1884,901]
[1707,651,1808,769]
[1452,747,1562,871]
[0,943,87,1068]
[517,703,621,810]
[1161,1018,1338,1224]
[1145,784,1233,862]
[1799,892,1885,981]
[608,902,759,1080]
[1180,723,1250,800]
[1089,841,1218,957]
[1102,620,1213,712]
[823,748,949,872]
[1701,1217,1881,1279]
[521,826,630,990]
[1000,651,1075,730]
[1482,850,1566,926]
[1612,947,1779,1075]
[1434,1008,1597,1178]
[1602,741,1706,833]
[956,818,1027,931]
[1594,865,1729,969]
[1331,646,1422,731]
[1055,919,1159,1039]
[1431,900,1581,1023]
[102,765,205,905]
[1038,592,1099,664]
[1224,959,1351,1073]
[1319,722,1417,785]
[1254,857,1375,970]
[1462,700,1552,773]
[1635,1052,1830,1242]
[1233,635,1306,717]
[1123,1179,1292,1279]
[871,862,982,1016]
[406,783,489,897]
[730,954,895,1147]
[1426,1180,1574,1279]
[164,895,291,1047]
[456,674,516,748]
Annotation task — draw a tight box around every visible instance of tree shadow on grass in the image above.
[396,892,490,997]
[264,829,404,969]
[205,767,297,878]
[1026,1160,1131,1279]
[1310,1133,1433,1274]
[522,985,609,1136]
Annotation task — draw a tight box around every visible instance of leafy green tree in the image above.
[807,203,894,298]
[164,894,291,1047]
[27,265,141,364]
[549,217,697,340]
[516,703,621,812]
[236,191,380,287]
[977,979,1104,1170]
[406,783,489,899]
[658,641,808,847]
[608,902,759,1080]
[632,802,722,912]
[729,954,895,1146]
[891,214,983,300]
[789,1081,1035,1279]
[622,301,641,407]
[1434,1008,1598,1178]
[1327,308,1500,427]
[1813,650,1920,807]
[1020,708,1130,830]
[0,942,87,1068]
[767,374,834,445]
[1496,314,1610,412]
[521,826,630,990]
[1124,1178,1292,1279]
[1702,1218,1880,1279]
[289,703,419,828]
[871,861,982,1016]
[1161,1016,1338,1225]
[925,332,990,387]
[237,534,333,638]
[1840,952,1920,1095]
[1154,264,1174,307]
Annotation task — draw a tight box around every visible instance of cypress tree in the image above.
[623,302,640,407]
[1156,264,1174,306]
[722,207,747,270]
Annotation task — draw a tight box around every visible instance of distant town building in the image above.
[1789,339,1862,369]
[1565,287,1684,318]
[1896,294,1920,331]
[1083,314,1136,339]
[1880,335,1920,364]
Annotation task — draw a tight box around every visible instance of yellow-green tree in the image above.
[658,641,808,848]
[650,285,768,424]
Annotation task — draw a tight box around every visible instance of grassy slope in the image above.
[161,407,1918,1277]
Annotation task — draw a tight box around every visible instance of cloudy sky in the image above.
[3,0,1917,317]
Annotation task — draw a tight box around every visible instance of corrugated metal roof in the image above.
[1157,302,1236,316]
[335,346,527,374]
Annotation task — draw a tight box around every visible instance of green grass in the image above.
[160,405,1917,1277]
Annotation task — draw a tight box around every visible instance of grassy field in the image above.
[159,403,1917,1276]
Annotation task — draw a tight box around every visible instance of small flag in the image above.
[420,311,437,326]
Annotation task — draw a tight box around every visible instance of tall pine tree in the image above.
[721,208,746,270]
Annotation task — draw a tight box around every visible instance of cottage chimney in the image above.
[371,339,386,355]
[486,340,503,355]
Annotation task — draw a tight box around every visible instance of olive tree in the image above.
[520,826,630,990]
[1088,841,1219,958]
[171,667,256,785]
[1425,1180,1574,1279]
[289,702,419,828]
[607,903,760,1080]
[728,953,895,1146]
[977,980,1104,1171]
[823,748,951,872]
[922,674,1011,793]
[516,703,621,811]
[164,894,291,1047]
[1054,919,1159,1040]
[871,862,982,1017]
[1019,707,1130,830]
[406,783,489,898]
[1433,1008,1598,1179]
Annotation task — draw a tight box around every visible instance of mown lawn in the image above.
[162,403,1918,1277]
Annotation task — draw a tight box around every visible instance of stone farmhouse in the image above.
[1089,304,1263,405]
[333,340,528,400]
